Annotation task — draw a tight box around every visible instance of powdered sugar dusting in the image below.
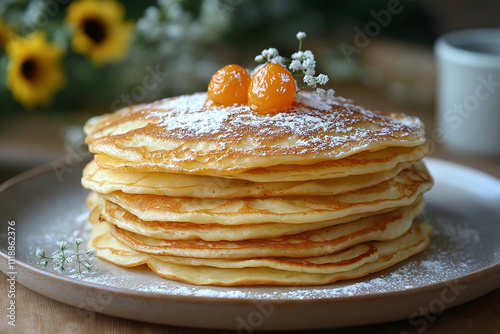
[279,72,291,82]
[420,260,444,272]
[140,92,423,152]
[433,216,481,244]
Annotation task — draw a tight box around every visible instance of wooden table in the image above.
[1,83,500,334]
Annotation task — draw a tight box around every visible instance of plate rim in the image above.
[424,156,500,188]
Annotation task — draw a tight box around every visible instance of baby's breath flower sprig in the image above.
[36,238,96,278]
[254,48,286,66]
[254,31,334,96]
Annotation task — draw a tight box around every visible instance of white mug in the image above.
[435,29,500,156]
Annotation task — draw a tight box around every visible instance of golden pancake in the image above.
[89,220,148,266]
[233,144,429,182]
[84,92,426,176]
[152,245,379,274]
[106,197,423,259]
[146,222,432,286]
[89,215,433,286]
[98,162,432,225]
[82,158,412,198]
[93,143,429,182]
[99,196,424,241]
[91,221,380,274]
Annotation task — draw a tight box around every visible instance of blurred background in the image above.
[1,0,500,182]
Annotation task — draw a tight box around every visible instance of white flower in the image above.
[291,51,304,60]
[303,74,317,87]
[36,249,45,258]
[289,59,302,72]
[302,59,316,75]
[303,50,314,59]
[316,74,329,85]
[269,55,285,66]
[296,31,306,40]
[289,50,317,75]
[59,241,68,251]
[254,55,265,63]
[262,48,279,59]
[256,47,286,65]
[327,89,336,97]
[87,249,97,257]
[75,238,84,246]
[53,254,64,265]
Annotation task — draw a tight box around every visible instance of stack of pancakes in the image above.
[82,91,433,286]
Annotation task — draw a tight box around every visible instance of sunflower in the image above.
[6,32,65,110]
[66,0,134,65]
[0,20,16,49]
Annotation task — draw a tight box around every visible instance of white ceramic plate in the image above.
[1,157,499,331]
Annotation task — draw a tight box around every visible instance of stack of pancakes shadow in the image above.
[82,91,434,286]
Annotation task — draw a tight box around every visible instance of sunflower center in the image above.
[82,18,106,44]
[21,58,39,82]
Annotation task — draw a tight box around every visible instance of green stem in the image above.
[60,248,66,272]
[76,243,82,277]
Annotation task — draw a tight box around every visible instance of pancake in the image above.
[84,92,426,176]
[153,244,379,274]
[99,196,424,241]
[89,215,433,286]
[93,143,429,182]
[98,162,432,225]
[82,158,413,198]
[107,196,422,259]
[147,221,432,286]
[91,220,380,274]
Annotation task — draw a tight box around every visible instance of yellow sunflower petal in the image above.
[5,32,65,110]
[66,0,134,65]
